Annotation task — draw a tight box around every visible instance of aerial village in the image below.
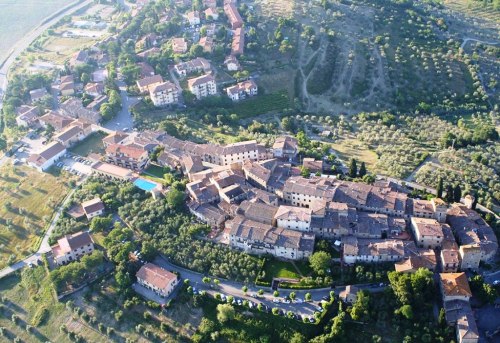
[2,0,498,342]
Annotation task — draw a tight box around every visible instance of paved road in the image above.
[0,0,93,109]
[155,256,386,318]
[102,80,138,131]
[0,178,85,279]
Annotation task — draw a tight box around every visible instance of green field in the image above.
[260,259,313,283]
[69,131,107,157]
[0,0,73,62]
[0,164,71,269]
[233,91,291,118]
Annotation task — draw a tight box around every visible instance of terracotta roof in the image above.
[53,231,93,257]
[106,143,147,160]
[440,273,472,298]
[137,75,163,89]
[28,142,66,167]
[82,197,105,215]
[411,217,444,237]
[188,74,215,88]
[136,263,177,290]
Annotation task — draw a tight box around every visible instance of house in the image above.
[86,94,108,111]
[105,144,150,171]
[203,23,217,36]
[30,88,48,102]
[339,285,360,303]
[137,74,164,93]
[272,136,298,160]
[456,312,479,343]
[172,38,188,54]
[70,50,89,66]
[28,142,67,172]
[60,98,101,123]
[174,57,211,77]
[447,204,498,262]
[188,202,227,228]
[51,231,95,266]
[186,11,201,25]
[274,205,312,232]
[38,112,74,131]
[226,215,315,260]
[441,247,460,273]
[226,79,258,101]
[439,273,472,302]
[53,125,86,147]
[459,244,481,271]
[84,82,104,97]
[205,7,219,20]
[81,197,105,220]
[342,236,405,264]
[224,55,241,71]
[138,61,155,78]
[15,106,39,127]
[237,200,278,225]
[103,131,129,147]
[199,36,214,52]
[188,74,217,99]
[302,158,324,174]
[231,27,244,55]
[59,76,75,96]
[136,263,179,298]
[410,217,444,249]
[224,3,243,29]
[150,81,179,107]
[394,248,437,273]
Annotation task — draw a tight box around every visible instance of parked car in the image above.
[493,280,500,285]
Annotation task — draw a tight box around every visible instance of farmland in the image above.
[0,164,71,269]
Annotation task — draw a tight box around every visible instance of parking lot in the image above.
[57,153,93,176]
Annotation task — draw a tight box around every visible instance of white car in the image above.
[493,280,500,285]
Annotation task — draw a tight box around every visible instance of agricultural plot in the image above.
[255,0,295,18]
[445,0,500,24]
[0,165,71,269]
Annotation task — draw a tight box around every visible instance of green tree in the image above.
[445,185,454,203]
[216,304,235,323]
[290,292,296,300]
[309,251,332,275]
[166,188,185,208]
[453,184,462,203]
[89,216,112,233]
[396,304,413,319]
[358,162,367,178]
[348,158,358,178]
[350,290,370,321]
[436,178,443,199]
[242,285,248,293]
[305,293,312,301]
[273,290,279,297]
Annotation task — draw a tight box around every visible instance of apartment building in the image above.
[188,74,217,99]
[342,236,405,264]
[226,80,257,101]
[150,81,179,107]
[105,144,150,171]
[51,231,95,266]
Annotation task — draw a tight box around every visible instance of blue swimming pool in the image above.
[134,178,157,192]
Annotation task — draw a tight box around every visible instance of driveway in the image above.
[102,80,139,131]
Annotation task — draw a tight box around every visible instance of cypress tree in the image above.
[358,162,367,178]
[348,158,357,178]
[445,185,454,203]
[436,178,443,199]
[453,184,462,203]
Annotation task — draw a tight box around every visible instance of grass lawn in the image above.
[143,164,171,178]
[330,137,379,172]
[0,165,72,269]
[260,259,313,283]
[69,131,107,157]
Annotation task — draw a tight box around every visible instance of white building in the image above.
[51,231,95,266]
[226,216,315,260]
[274,205,312,232]
[82,197,105,220]
[342,236,405,264]
[27,142,67,172]
[186,11,201,25]
[226,80,258,101]
[188,74,217,99]
[150,81,179,107]
[136,263,179,298]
